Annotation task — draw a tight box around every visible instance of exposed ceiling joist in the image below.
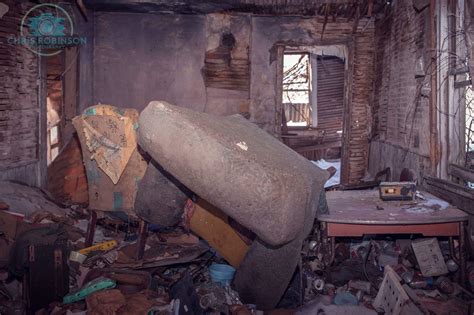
[83,0,389,18]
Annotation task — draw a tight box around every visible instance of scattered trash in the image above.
[435,276,454,294]
[411,238,448,276]
[445,259,459,273]
[69,251,88,264]
[333,292,358,305]
[78,240,118,255]
[63,278,116,304]
[209,264,236,287]
[0,104,471,315]
[373,267,409,315]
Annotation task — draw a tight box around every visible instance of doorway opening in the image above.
[280,46,347,188]
[44,47,78,165]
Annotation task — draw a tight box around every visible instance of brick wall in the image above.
[0,0,42,186]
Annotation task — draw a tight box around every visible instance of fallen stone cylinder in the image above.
[138,101,327,246]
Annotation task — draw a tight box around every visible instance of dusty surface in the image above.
[320,189,468,224]
[0,181,66,218]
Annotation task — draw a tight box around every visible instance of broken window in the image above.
[282,53,312,127]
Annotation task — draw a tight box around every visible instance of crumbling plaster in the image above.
[90,12,375,184]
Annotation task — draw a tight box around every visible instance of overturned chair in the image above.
[137,101,328,309]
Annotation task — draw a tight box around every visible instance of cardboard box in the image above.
[411,238,448,277]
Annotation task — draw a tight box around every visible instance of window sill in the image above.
[286,126,314,131]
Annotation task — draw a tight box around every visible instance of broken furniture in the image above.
[138,101,327,309]
[138,100,327,246]
[73,105,148,254]
[318,189,469,284]
[72,105,147,213]
[372,267,410,315]
[134,161,190,228]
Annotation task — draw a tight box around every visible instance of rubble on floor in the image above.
[0,180,472,314]
[0,102,472,314]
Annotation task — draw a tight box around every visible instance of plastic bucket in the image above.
[209,263,236,287]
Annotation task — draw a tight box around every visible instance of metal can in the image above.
[435,276,454,294]
[445,259,459,273]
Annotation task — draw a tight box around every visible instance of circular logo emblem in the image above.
[20,4,74,56]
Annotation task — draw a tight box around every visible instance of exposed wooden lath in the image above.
[203,46,250,91]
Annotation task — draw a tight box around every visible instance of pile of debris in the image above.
[0,101,472,314]
[1,180,472,314]
[297,235,473,314]
[0,182,242,314]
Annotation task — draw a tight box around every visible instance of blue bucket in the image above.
[209,263,236,287]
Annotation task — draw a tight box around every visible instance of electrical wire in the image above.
[363,241,379,290]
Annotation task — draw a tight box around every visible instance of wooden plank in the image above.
[449,164,474,183]
[293,140,342,153]
[327,222,460,237]
[373,268,410,315]
[424,176,474,214]
[190,199,249,268]
[454,79,472,89]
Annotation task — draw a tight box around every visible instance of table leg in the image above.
[136,219,148,260]
[460,221,467,286]
[330,236,335,266]
[299,256,303,306]
[85,210,97,247]
[321,222,336,266]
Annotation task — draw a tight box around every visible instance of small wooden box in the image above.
[379,182,416,201]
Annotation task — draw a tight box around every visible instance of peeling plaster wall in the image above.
[92,13,207,111]
[92,13,376,184]
[369,0,431,182]
[203,14,251,116]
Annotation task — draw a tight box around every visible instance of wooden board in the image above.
[190,199,249,268]
[373,268,409,315]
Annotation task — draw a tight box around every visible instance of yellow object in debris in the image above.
[190,199,249,268]
[78,240,118,255]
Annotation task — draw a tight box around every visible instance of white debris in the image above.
[311,159,341,188]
